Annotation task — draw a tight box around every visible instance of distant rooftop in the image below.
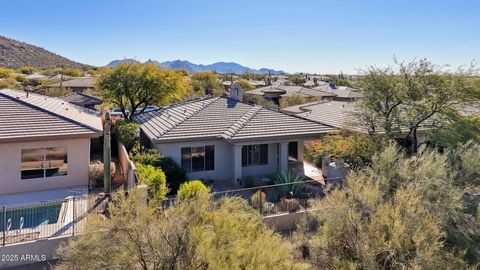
[247,85,336,98]
[47,77,94,88]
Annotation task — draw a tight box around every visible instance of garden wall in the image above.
[118,141,137,189]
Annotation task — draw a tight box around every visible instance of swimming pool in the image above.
[0,202,63,231]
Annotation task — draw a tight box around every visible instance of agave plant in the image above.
[269,172,303,202]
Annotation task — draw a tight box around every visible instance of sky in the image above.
[1,0,479,74]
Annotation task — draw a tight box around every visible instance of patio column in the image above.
[297,140,304,162]
[232,144,242,185]
[278,142,288,173]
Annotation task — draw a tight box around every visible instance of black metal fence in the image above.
[160,179,333,215]
[1,194,108,246]
[212,179,327,215]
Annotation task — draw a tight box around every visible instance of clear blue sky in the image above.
[1,0,479,74]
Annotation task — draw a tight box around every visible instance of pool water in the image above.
[0,203,62,231]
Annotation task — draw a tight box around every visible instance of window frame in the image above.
[21,147,68,180]
[242,144,268,167]
[180,145,215,173]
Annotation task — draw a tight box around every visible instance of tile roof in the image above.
[289,100,430,134]
[247,85,336,98]
[61,92,103,106]
[312,85,363,99]
[134,96,337,143]
[292,100,364,132]
[0,89,103,142]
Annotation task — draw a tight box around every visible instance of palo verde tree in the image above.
[190,71,224,96]
[97,63,187,120]
[357,59,480,151]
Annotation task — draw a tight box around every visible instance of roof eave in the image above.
[0,132,102,144]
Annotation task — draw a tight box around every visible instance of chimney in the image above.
[229,82,244,101]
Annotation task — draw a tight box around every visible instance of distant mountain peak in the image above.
[106,58,285,74]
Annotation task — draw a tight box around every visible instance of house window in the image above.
[242,144,268,167]
[181,145,215,173]
[21,147,68,180]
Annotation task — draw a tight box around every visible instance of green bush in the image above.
[177,180,209,201]
[136,163,168,200]
[157,157,187,193]
[131,149,188,193]
[0,67,15,78]
[18,66,38,75]
[61,68,82,77]
[114,120,140,151]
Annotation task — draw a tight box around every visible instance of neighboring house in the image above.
[284,100,429,145]
[61,92,103,110]
[134,90,337,184]
[0,89,103,195]
[248,80,266,88]
[283,100,364,132]
[312,82,363,101]
[46,77,95,93]
[246,85,336,104]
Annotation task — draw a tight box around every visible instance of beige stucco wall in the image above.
[0,138,91,195]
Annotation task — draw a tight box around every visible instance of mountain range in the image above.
[107,59,285,74]
[0,35,90,69]
[0,35,285,74]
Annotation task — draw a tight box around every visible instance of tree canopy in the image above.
[357,59,480,150]
[97,63,187,120]
[190,71,224,96]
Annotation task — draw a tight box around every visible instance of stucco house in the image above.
[134,91,337,185]
[0,89,103,196]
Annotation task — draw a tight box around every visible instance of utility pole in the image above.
[103,112,112,194]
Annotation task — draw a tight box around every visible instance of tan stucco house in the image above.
[134,91,337,185]
[0,89,103,196]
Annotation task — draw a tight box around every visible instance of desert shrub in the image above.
[14,74,26,82]
[0,78,19,89]
[18,66,38,75]
[280,197,300,212]
[135,163,168,200]
[45,87,72,97]
[61,68,82,77]
[279,94,307,108]
[250,190,266,209]
[114,120,140,151]
[0,67,15,78]
[304,131,379,169]
[243,94,277,108]
[177,180,209,201]
[88,162,116,187]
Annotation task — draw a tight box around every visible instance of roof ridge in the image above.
[0,90,102,133]
[221,105,263,139]
[156,97,219,138]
